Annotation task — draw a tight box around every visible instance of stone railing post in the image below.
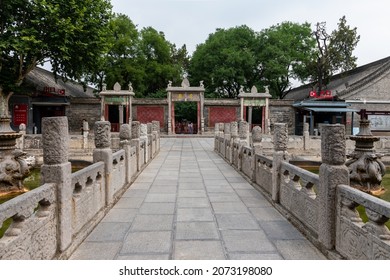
[214,123,220,151]
[93,121,113,206]
[303,123,310,150]
[238,121,249,171]
[252,126,262,181]
[152,121,160,154]
[230,121,238,164]
[119,124,132,185]
[131,121,141,171]
[41,117,72,252]
[82,120,89,149]
[147,123,153,160]
[140,123,148,164]
[318,124,349,250]
[222,123,231,159]
[272,123,288,203]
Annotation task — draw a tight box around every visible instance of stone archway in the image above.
[167,78,205,135]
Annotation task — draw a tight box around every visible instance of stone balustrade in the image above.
[0,116,160,260]
[214,122,390,260]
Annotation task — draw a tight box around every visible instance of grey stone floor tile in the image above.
[114,197,144,209]
[275,240,327,260]
[174,241,226,260]
[240,196,270,208]
[121,231,172,254]
[178,182,205,189]
[178,189,207,198]
[177,208,214,222]
[131,215,174,231]
[249,207,285,222]
[230,182,254,190]
[204,179,230,186]
[148,186,177,194]
[221,230,276,253]
[177,197,210,208]
[144,193,176,203]
[212,202,249,213]
[129,182,152,189]
[122,188,148,198]
[116,254,170,260]
[70,242,122,260]
[86,222,131,242]
[175,222,219,240]
[139,202,175,214]
[208,193,241,202]
[216,213,260,230]
[260,221,306,240]
[101,208,138,223]
[229,253,283,260]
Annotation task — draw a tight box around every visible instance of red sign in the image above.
[309,90,333,100]
[13,104,28,126]
[43,87,66,96]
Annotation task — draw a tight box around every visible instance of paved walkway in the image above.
[70,138,326,260]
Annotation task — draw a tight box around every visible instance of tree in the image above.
[308,16,360,92]
[0,0,112,119]
[257,22,316,99]
[189,25,260,99]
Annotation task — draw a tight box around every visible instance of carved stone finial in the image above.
[113,82,121,92]
[94,121,111,149]
[273,123,288,152]
[128,82,133,92]
[152,121,160,132]
[230,122,238,137]
[131,121,141,139]
[167,81,172,88]
[239,121,249,140]
[42,117,69,164]
[119,124,131,141]
[251,86,258,94]
[239,86,245,94]
[321,124,345,165]
[252,126,262,143]
[224,123,231,135]
[265,85,270,94]
[200,81,204,88]
[181,78,190,88]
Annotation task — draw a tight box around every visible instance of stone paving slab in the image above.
[70,138,327,260]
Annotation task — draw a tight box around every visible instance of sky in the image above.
[110,0,390,67]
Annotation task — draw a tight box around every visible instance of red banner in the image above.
[13,104,28,126]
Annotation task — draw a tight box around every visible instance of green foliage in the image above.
[258,22,316,98]
[0,0,112,94]
[189,25,260,99]
[87,14,189,97]
[308,16,360,91]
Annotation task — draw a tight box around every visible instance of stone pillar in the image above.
[146,123,153,161]
[119,124,132,184]
[40,117,72,252]
[248,106,253,130]
[131,121,141,171]
[272,123,288,203]
[222,123,231,159]
[82,120,89,149]
[93,121,113,206]
[230,121,238,164]
[252,126,262,182]
[200,92,205,134]
[16,123,26,150]
[214,123,220,151]
[167,91,172,135]
[318,124,349,250]
[152,121,160,153]
[303,122,310,150]
[238,121,249,170]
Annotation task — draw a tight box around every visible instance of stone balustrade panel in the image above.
[279,161,319,235]
[241,146,254,179]
[255,154,273,195]
[110,150,126,200]
[71,162,105,235]
[0,184,57,259]
[336,184,390,259]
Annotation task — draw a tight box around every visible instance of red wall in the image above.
[136,106,164,127]
[209,107,237,127]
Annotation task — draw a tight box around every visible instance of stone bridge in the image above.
[1,118,390,260]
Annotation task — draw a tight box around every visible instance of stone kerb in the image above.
[318,124,349,251]
[40,116,72,253]
[93,121,114,206]
[272,123,289,203]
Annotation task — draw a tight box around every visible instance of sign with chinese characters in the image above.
[368,115,390,131]
[172,92,200,102]
[13,104,28,126]
[104,96,129,105]
[43,87,65,96]
[243,99,266,107]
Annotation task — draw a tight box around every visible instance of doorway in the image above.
[174,102,198,134]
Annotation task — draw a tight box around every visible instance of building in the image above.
[285,56,390,135]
